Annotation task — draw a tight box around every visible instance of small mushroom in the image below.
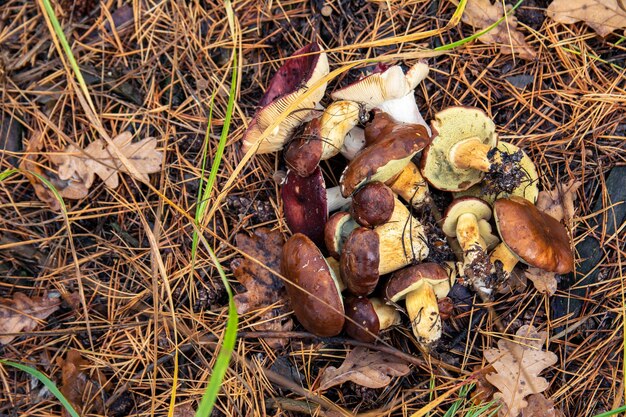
[350,181,395,227]
[385,263,454,346]
[324,211,358,259]
[281,233,345,337]
[344,296,401,342]
[241,43,329,154]
[441,197,493,295]
[284,101,366,177]
[491,196,574,276]
[420,106,498,192]
[340,227,380,296]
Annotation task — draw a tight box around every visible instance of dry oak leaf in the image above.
[521,394,565,417]
[453,0,537,60]
[49,131,162,191]
[525,266,558,295]
[484,325,558,417]
[230,228,292,347]
[0,292,60,344]
[547,0,626,37]
[318,347,411,390]
[536,180,581,223]
[57,349,108,416]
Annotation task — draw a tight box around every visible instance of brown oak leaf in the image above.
[536,180,581,222]
[318,347,410,390]
[0,292,60,344]
[453,0,537,60]
[484,325,558,417]
[521,394,565,417]
[57,350,108,416]
[547,0,626,37]
[49,131,162,190]
[230,228,292,347]
[525,267,558,295]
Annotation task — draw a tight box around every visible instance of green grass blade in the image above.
[194,3,239,413]
[0,359,80,417]
[593,405,626,417]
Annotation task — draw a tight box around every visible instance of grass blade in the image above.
[0,359,80,417]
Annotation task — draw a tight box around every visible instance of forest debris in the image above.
[453,0,537,60]
[318,347,410,390]
[49,131,162,190]
[19,132,65,210]
[536,180,582,222]
[521,394,565,417]
[547,0,626,37]
[0,292,60,344]
[471,365,498,405]
[57,350,107,416]
[230,228,292,348]
[484,325,557,417]
[525,267,558,295]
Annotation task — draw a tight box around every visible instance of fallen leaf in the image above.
[547,0,626,37]
[57,350,108,416]
[49,131,162,190]
[0,292,60,344]
[536,180,581,222]
[484,325,558,417]
[318,347,411,390]
[19,133,63,210]
[452,0,537,60]
[525,267,558,295]
[521,394,565,417]
[471,365,498,405]
[230,228,292,348]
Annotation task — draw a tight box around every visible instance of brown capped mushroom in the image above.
[281,234,345,336]
[344,296,401,342]
[385,263,455,346]
[340,227,380,296]
[241,43,329,154]
[350,181,395,227]
[492,196,574,276]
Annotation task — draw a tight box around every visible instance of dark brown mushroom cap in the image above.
[350,181,395,227]
[385,263,451,302]
[281,234,345,337]
[324,211,357,259]
[340,124,431,197]
[364,110,425,147]
[340,227,380,296]
[494,196,574,274]
[281,168,327,247]
[283,118,323,177]
[344,296,380,342]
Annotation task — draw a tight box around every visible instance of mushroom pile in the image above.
[241,42,575,348]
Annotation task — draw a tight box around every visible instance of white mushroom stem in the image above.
[319,101,362,160]
[456,212,488,269]
[377,93,430,134]
[490,242,519,275]
[405,282,441,345]
[375,199,429,275]
[327,186,352,212]
[449,138,494,171]
[340,127,366,160]
[371,297,401,329]
[478,219,500,251]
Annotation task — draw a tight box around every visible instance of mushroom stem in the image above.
[490,242,519,275]
[449,138,493,171]
[327,186,351,212]
[387,161,429,208]
[377,93,430,134]
[375,199,429,275]
[405,283,441,345]
[340,127,366,160]
[371,297,401,329]
[456,212,488,270]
